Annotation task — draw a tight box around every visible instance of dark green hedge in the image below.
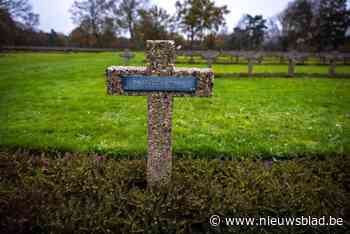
[0,151,349,233]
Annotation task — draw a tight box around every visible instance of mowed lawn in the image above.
[0,52,350,159]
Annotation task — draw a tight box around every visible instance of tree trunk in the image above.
[129,23,134,42]
[190,28,194,50]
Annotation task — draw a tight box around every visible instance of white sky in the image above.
[28,0,306,35]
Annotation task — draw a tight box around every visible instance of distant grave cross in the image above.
[106,40,214,187]
[200,51,220,68]
[243,52,261,76]
[285,52,308,77]
[326,51,342,77]
[119,49,135,65]
[286,52,298,77]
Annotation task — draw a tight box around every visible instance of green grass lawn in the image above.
[1,52,350,159]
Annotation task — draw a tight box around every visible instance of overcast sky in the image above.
[28,0,296,35]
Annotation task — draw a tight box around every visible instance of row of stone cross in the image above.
[110,41,345,188]
[120,49,347,77]
[178,50,349,62]
[121,50,349,64]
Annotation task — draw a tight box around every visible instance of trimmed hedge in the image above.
[0,151,349,233]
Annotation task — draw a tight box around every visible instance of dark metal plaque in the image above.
[121,76,197,92]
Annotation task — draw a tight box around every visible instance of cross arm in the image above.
[106,66,214,97]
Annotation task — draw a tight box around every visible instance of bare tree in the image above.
[232,14,267,50]
[134,6,173,45]
[263,17,282,50]
[279,0,318,51]
[0,0,39,28]
[319,0,350,50]
[111,0,149,41]
[175,0,229,48]
[70,0,112,47]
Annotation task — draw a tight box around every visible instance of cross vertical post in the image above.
[120,49,135,65]
[326,52,341,77]
[248,58,253,76]
[146,41,176,187]
[244,52,260,77]
[329,59,336,77]
[288,57,295,77]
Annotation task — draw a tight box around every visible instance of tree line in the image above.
[1,0,349,51]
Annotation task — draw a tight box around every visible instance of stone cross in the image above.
[298,53,309,65]
[223,51,240,64]
[285,52,298,77]
[200,50,220,68]
[106,40,214,187]
[325,51,342,77]
[119,49,135,65]
[318,53,327,65]
[243,52,261,76]
[285,51,307,77]
[278,52,285,64]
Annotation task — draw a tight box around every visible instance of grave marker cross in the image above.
[106,40,214,187]
[119,49,135,65]
[325,51,342,77]
[243,52,261,76]
[200,50,220,68]
[285,52,298,77]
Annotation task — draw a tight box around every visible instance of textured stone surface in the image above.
[146,40,176,73]
[145,40,174,187]
[106,66,214,97]
[106,40,214,188]
[147,93,173,186]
